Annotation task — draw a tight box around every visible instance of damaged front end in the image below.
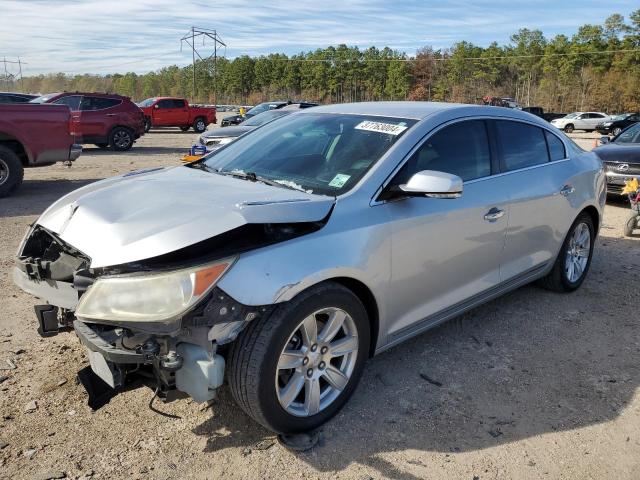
[13,219,325,409]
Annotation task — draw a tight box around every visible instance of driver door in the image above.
[380,119,511,342]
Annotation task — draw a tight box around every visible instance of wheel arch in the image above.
[580,204,600,234]
[0,133,30,165]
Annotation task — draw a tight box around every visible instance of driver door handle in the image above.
[560,185,575,196]
[484,207,505,222]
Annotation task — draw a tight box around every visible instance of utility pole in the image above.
[180,27,226,105]
[0,58,26,91]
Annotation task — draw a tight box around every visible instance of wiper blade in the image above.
[216,169,306,192]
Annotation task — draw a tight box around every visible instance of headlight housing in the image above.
[76,258,235,324]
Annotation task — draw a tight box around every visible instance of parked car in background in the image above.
[550,112,610,133]
[137,97,216,133]
[596,113,640,137]
[0,104,81,197]
[522,106,566,122]
[593,122,640,194]
[0,92,38,103]
[198,104,309,150]
[13,102,604,434]
[221,101,318,126]
[30,92,145,151]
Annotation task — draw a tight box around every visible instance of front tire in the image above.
[228,282,370,434]
[0,145,24,198]
[624,213,637,237]
[193,117,207,133]
[109,127,134,151]
[612,127,622,137]
[180,126,190,132]
[94,143,109,149]
[144,118,152,133]
[539,212,595,292]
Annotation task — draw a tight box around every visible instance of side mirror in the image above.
[600,136,610,144]
[154,104,159,109]
[399,170,463,199]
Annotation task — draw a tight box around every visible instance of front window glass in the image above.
[614,123,640,144]
[394,120,491,184]
[52,95,82,111]
[242,110,288,127]
[199,113,416,195]
[137,98,156,107]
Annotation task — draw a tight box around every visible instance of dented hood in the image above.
[37,166,334,268]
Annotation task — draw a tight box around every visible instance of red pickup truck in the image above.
[0,104,82,197]
[137,97,216,133]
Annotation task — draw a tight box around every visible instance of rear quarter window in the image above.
[544,131,566,161]
[496,120,549,171]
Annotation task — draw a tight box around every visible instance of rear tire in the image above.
[109,127,134,151]
[564,124,574,133]
[0,145,24,198]
[228,282,370,434]
[180,126,190,132]
[539,212,595,292]
[193,117,207,133]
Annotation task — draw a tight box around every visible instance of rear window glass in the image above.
[81,97,121,110]
[496,121,549,171]
[544,131,566,161]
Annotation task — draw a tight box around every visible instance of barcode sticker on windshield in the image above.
[355,121,408,135]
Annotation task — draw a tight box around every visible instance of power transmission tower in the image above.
[1,57,25,91]
[180,27,226,105]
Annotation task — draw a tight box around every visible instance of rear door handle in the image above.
[484,207,505,222]
[560,185,575,196]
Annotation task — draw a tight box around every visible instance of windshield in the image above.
[564,113,580,119]
[199,113,416,196]
[29,93,60,103]
[242,110,289,127]
[613,123,640,144]
[246,102,283,116]
[137,98,156,107]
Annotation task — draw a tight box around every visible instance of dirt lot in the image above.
[1,125,639,480]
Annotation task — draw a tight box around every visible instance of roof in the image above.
[300,101,548,124]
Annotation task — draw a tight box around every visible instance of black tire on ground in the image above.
[612,127,622,137]
[94,143,109,149]
[109,127,134,151]
[564,124,574,133]
[624,213,638,237]
[180,126,190,132]
[144,118,152,133]
[193,117,207,133]
[0,145,24,198]
[227,282,370,434]
[539,212,595,292]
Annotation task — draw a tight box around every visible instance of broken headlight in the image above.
[76,258,235,323]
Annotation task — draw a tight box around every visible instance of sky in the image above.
[0,0,635,75]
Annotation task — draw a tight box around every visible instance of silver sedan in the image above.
[14,102,605,434]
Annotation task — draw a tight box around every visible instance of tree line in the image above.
[14,9,640,113]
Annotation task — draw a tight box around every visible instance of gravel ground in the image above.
[0,124,639,480]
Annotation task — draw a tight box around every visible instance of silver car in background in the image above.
[13,102,605,434]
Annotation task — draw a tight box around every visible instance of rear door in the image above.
[382,119,511,341]
[495,120,576,280]
[171,99,190,124]
[587,113,607,129]
[79,96,122,143]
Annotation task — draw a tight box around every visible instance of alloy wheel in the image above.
[275,307,359,417]
[114,130,131,149]
[564,221,591,283]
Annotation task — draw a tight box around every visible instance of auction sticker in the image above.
[329,173,351,188]
[355,121,408,135]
